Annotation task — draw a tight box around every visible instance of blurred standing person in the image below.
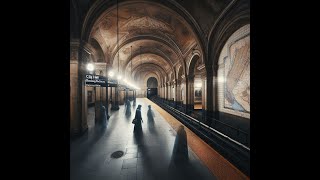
[125,99,131,115]
[147,105,155,124]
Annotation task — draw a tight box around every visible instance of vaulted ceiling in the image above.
[88,1,201,79]
[71,0,249,84]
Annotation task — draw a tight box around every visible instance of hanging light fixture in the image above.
[116,0,122,81]
[111,0,120,111]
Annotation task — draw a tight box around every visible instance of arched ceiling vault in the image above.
[111,32,184,64]
[87,0,204,82]
[129,66,162,82]
[89,38,105,62]
[132,63,167,81]
[111,36,183,67]
[177,65,184,80]
[112,39,177,73]
[124,53,171,74]
[137,71,162,83]
[90,1,199,55]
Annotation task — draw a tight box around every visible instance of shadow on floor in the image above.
[70,120,108,164]
[168,125,214,180]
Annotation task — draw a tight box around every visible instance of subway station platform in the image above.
[70,98,248,180]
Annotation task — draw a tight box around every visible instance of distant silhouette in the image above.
[100,105,107,127]
[147,105,155,123]
[147,105,156,134]
[125,99,131,116]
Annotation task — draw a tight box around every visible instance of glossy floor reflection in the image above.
[70,98,216,180]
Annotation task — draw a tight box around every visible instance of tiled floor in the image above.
[70,98,216,180]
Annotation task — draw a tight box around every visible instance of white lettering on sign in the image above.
[86,74,93,79]
[85,74,107,86]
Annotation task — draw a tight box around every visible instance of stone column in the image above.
[181,77,187,112]
[165,83,167,100]
[168,82,171,100]
[172,81,176,102]
[206,70,214,124]
[82,45,94,129]
[163,83,165,99]
[162,85,164,98]
[166,82,169,100]
[200,72,207,123]
[110,87,113,106]
[105,65,110,119]
[187,75,194,114]
[111,83,120,110]
[94,70,101,124]
[119,90,125,105]
[70,40,81,136]
[201,77,207,110]
[177,80,181,102]
[70,41,92,136]
[169,83,171,100]
[174,79,178,101]
[212,71,219,118]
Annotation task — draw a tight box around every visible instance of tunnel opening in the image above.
[147,77,158,99]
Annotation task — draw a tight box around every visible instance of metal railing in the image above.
[205,115,250,146]
[150,96,250,176]
[152,97,249,146]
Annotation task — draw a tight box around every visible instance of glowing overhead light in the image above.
[195,83,202,88]
[132,84,140,90]
[108,71,114,77]
[86,63,94,72]
[217,76,225,83]
[117,75,122,80]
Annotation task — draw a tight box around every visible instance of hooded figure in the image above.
[147,105,155,121]
[125,100,131,115]
[133,104,143,133]
[171,125,188,163]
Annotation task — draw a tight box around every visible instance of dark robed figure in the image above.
[134,104,143,133]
